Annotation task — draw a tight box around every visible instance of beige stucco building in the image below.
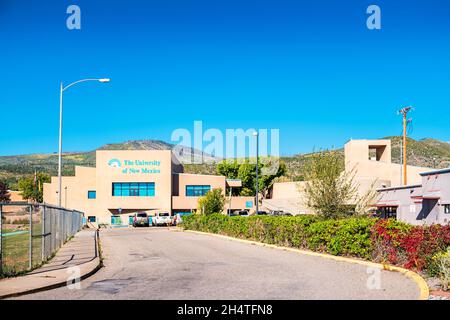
[43,150,255,225]
[263,139,434,214]
[344,139,431,197]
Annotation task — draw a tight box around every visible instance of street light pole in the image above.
[58,83,64,207]
[253,131,259,215]
[57,78,110,207]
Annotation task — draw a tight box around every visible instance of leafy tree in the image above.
[198,188,225,215]
[217,161,240,179]
[0,181,11,202]
[239,187,255,196]
[216,158,286,201]
[257,159,287,200]
[303,150,378,219]
[237,162,256,194]
[303,150,358,219]
[18,173,50,203]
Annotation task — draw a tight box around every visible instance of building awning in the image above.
[376,204,399,208]
[422,192,441,200]
[226,179,242,187]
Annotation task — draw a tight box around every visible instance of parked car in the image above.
[256,211,269,215]
[133,212,149,227]
[270,210,282,216]
[153,212,172,226]
[270,210,293,216]
[232,210,249,217]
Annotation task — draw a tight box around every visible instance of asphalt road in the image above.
[16,228,421,300]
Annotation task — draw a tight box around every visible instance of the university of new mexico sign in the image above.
[108,158,161,174]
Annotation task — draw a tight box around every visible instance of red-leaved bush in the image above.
[371,219,450,272]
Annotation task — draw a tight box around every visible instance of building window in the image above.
[378,206,397,219]
[88,191,96,199]
[445,204,450,214]
[112,182,155,197]
[186,185,211,197]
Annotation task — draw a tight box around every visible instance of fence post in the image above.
[41,205,45,262]
[59,210,62,248]
[62,209,65,243]
[28,205,32,270]
[72,210,76,236]
[0,204,3,275]
[49,207,53,256]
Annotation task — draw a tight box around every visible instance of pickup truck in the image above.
[152,212,172,226]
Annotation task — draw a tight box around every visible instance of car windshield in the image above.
[137,213,147,217]
[159,212,170,217]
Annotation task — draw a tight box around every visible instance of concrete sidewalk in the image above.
[0,229,101,299]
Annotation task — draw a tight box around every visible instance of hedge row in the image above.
[182,214,450,274]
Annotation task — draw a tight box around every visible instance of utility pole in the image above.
[398,106,412,186]
[399,139,403,186]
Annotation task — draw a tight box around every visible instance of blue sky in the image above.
[0,0,449,156]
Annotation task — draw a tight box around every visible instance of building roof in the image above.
[420,168,450,176]
[377,184,422,192]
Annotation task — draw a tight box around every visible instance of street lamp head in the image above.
[252,131,259,137]
[98,78,111,83]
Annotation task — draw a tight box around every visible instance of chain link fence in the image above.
[0,202,84,277]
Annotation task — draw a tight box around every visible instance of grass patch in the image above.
[1,224,43,277]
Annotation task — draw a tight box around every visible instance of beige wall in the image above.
[9,191,24,202]
[173,173,225,211]
[271,181,304,199]
[345,139,432,197]
[43,166,97,216]
[173,173,255,212]
[264,181,312,215]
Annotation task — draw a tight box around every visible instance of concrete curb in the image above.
[0,230,102,300]
[181,229,429,300]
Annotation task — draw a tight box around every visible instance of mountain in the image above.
[1,137,449,188]
[389,137,450,168]
[0,140,216,188]
[98,140,173,151]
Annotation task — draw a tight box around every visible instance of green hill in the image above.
[1,137,449,189]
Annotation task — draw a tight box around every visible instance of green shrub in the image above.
[304,217,375,259]
[431,248,450,291]
[182,214,450,275]
[182,214,374,259]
